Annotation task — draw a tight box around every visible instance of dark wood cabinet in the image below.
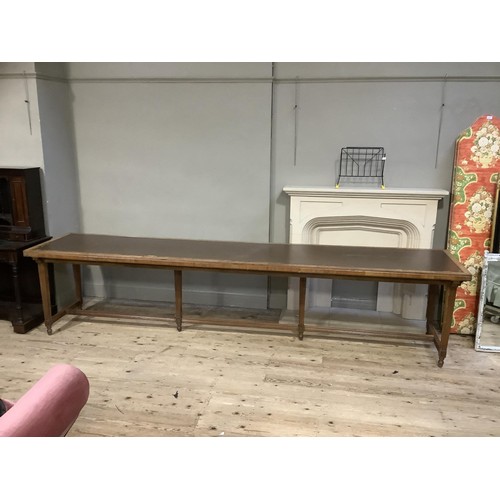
[0,168,56,333]
[0,238,56,333]
[0,167,46,241]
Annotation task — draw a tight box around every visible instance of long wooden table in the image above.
[24,233,472,367]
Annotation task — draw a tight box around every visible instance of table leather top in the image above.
[24,233,471,282]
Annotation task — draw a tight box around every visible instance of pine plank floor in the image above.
[2,300,500,437]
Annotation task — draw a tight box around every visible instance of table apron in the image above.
[33,258,459,286]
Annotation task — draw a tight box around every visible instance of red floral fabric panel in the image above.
[448,115,500,333]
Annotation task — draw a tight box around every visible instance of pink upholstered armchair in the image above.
[0,364,90,437]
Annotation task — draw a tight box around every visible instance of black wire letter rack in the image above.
[336,147,386,188]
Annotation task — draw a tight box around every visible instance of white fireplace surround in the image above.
[283,186,449,320]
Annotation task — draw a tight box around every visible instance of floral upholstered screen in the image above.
[447,115,500,334]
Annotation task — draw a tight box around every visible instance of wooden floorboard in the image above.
[1,301,500,437]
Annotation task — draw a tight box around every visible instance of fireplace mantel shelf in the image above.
[283,186,449,200]
[283,185,448,320]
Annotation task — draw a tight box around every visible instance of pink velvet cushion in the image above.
[0,364,90,437]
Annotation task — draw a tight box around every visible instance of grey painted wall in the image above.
[35,63,81,306]
[66,63,273,307]
[270,63,500,246]
[36,74,81,236]
[267,63,500,307]
[3,62,500,311]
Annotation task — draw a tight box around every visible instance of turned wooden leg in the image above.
[426,284,439,334]
[10,261,24,325]
[437,282,459,368]
[37,260,54,335]
[298,277,307,340]
[72,264,83,308]
[174,270,183,332]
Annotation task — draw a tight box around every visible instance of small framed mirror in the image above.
[476,252,500,352]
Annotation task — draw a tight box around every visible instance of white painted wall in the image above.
[0,63,43,167]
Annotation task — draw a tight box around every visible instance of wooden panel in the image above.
[0,168,46,241]
[10,177,29,227]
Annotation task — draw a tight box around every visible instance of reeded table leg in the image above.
[36,260,54,335]
[10,261,24,326]
[72,264,83,308]
[436,282,459,368]
[298,277,307,340]
[174,270,183,332]
[426,284,439,334]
